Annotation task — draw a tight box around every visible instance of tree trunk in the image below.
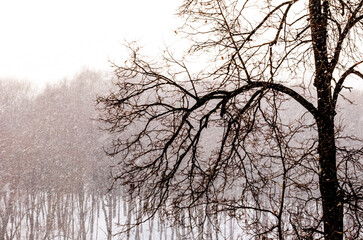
[317,91,343,240]
[309,0,344,238]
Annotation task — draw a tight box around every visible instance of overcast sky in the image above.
[1,1,362,90]
[0,0,180,87]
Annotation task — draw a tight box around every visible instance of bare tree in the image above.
[97,0,363,239]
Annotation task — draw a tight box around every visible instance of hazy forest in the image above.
[0,71,206,240]
[0,71,270,240]
[0,70,361,239]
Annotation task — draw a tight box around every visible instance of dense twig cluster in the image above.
[98,1,363,239]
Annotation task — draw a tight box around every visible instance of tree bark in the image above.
[316,90,343,240]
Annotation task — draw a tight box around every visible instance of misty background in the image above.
[0,69,362,239]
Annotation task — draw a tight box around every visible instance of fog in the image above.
[0,69,362,239]
[0,71,242,239]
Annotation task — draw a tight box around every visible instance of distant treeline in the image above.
[0,71,234,240]
[0,70,362,239]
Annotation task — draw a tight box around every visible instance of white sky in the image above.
[0,0,180,87]
[1,1,361,90]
